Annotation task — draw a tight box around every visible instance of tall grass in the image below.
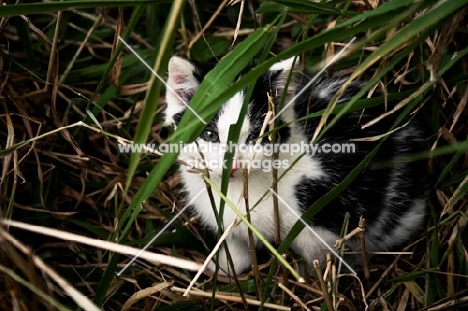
[1,0,467,310]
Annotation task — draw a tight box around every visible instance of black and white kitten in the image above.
[164,56,429,275]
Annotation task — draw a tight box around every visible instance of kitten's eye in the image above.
[247,133,258,143]
[201,129,219,142]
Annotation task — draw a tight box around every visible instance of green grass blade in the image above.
[257,0,347,15]
[0,0,172,17]
[125,0,187,192]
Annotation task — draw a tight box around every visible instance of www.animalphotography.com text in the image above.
[118,141,356,172]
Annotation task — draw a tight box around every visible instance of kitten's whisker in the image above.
[186,168,206,174]
[175,153,211,173]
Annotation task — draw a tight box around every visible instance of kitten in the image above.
[164,55,429,276]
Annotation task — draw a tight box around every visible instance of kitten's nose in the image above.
[230,156,241,177]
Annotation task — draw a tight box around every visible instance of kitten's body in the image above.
[164,56,429,275]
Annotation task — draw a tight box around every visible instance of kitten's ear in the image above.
[269,57,300,107]
[269,56,299,73]
[164,56,199,126]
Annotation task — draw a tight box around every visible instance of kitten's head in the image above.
[164,56,299,178]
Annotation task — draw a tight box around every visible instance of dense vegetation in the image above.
[1,0,467,310]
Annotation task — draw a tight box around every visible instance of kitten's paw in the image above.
[206,238,252,276]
